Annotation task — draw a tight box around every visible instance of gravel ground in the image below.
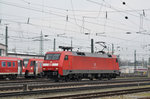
[100,92,150,99]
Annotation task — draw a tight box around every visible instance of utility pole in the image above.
[53,38,56,51]
[71,38,72,51]
[139,14,143,32]
[112,43,114,55]
[149,57,150,66]
[5,26,8,56]
[91,39,94,53]
[40,31,43,55]
[134,50,137,73]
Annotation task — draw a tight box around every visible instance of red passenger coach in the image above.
[0,56,23,79]
[23,58,44,78]
[42,51,120,81]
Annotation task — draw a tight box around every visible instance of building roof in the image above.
[8,53,44,58]
[0,43,6,46]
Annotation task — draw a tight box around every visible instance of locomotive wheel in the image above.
[77,77,82,81]
[89,78,93,81]
[98,78,102,80]
[11,75,17,79]
[108,77,112,80]
[55,78,59,82]
[65,77,69,82]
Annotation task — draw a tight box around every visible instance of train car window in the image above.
[64,55,68,60]
[45,54,60,60]
[13,62,15,67]
[2,61,6,67]
[7,62,11,67]
[23,59,29,67]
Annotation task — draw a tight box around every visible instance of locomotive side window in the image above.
[116,59,118,63]
[64,55,68,60]
[7,62,11,67]
[2,61,6,67]
[45,54,60,60]
[13,62,15,67]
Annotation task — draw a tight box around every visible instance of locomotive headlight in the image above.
[55,68,58,70]
[43,63,49,66]
[52,63,58,66]
[43,68,46,70]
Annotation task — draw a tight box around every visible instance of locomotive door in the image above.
[18,60,22,76]
[33,61,37,76]
[64,55,70,75]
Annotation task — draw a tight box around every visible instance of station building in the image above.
[0,43,6,56]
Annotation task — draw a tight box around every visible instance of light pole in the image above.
[5,25,8,56]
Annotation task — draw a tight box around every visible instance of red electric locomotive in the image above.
[0,56,23,79]
[42,50,120,81]
[23,58,44,78]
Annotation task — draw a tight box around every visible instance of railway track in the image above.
[0,78,150,91]
[39,87,150,99]
[0,77,149,85]
[0,77,148,85]
[0,78,50,85]
[0,78,150,97]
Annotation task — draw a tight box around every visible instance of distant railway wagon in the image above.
[0,56,23,79]
[42,51,120,81]
[0,56,44,79]
[23,58,44,78]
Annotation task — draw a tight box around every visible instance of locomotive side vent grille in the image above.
[76,52,85,56]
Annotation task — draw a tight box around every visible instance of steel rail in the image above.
[0,79,150,91]
[0,80,150,97]
[40,87,150,99]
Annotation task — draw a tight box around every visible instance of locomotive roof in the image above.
[0,56,22,61]
[46,51,116,58]
[72,51,115,58]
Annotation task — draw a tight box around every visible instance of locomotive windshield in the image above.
[45,54,60,60]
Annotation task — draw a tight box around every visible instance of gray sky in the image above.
[0,0,150,61]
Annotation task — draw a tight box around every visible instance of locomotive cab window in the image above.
[2,61,6,67]
[45,54,60,60]
[64,55,68,60]
[7,62,11,67]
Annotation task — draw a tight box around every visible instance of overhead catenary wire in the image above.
[0,0,150,59]
[1,18,149,45]
[0,1,143,33]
